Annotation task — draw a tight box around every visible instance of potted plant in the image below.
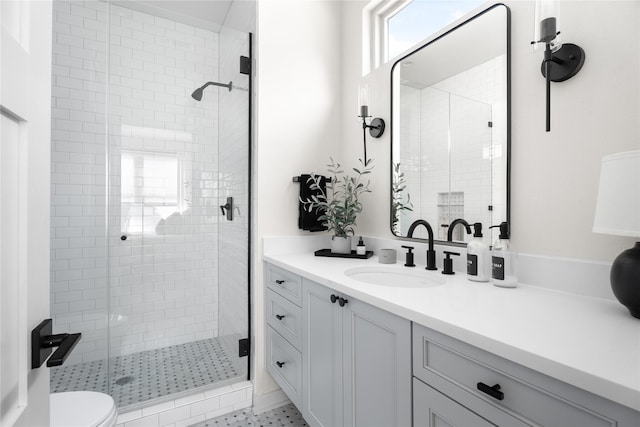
[301,158,374,254]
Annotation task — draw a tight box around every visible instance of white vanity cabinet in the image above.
[264,262,411,427]
[265,264,304,408]
[265,259,640,427]
[302,278,412,427]
[413,324,640,427]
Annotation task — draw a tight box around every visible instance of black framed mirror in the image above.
[390,3,510,247]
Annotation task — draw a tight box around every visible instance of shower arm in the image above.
[202,81,233,92]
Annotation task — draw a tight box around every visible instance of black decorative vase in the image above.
[610,242,640,319]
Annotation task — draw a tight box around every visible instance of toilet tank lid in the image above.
[51,391,116,427]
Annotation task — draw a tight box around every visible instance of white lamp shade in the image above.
[593,150,640,237]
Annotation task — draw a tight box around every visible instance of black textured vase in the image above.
[610,242,640,319]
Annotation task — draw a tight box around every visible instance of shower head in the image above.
[191,81,233,101]
[191,87,204,101]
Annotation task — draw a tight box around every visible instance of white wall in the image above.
[254,0,344,396]
[341,0,640,262]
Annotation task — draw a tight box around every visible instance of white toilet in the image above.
[51,391,117,427]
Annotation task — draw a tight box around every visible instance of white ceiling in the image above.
[112,0,234,32]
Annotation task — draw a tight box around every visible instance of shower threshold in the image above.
[51,336,246,408]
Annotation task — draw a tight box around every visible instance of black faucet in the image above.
[407,219,437,270]
[447,218,472,242]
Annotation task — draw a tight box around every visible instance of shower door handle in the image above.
[220,196,234,221]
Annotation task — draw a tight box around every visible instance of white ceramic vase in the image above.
[330,236,352,254]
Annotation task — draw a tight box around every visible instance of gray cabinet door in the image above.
[303,278,412,427]
[343,298,411,427]
[414,378,497,427]
[303,279,344,427]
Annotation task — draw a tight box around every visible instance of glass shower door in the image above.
[105,2,250,408]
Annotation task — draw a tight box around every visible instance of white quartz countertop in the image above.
[263,251,640,412]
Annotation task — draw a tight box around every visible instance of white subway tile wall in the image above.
[51,0,249,365]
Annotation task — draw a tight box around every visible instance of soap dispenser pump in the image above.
[489,222,517,288]
[467,223,490,282]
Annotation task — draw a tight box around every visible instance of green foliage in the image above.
[301,158,374,237]
[392,162,413,234]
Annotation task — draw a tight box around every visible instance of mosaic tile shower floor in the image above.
[51,337,245,408]
[191,403,308,427]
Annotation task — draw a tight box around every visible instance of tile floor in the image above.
[51,337,245,408]
[190,403,308,427]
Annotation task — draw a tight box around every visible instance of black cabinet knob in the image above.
[120,235,127,241]
[275,279,285,285]
[338,297,348,307]
[330,294,338,303]
[276,361,285,368]
[275,314,285,320]
[477,382,504,401]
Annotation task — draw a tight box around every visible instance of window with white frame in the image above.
[121,149,191,235]
[364,0,486,72]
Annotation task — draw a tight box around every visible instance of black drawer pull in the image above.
[338,297,348,307]
[275,279,285,284]
[276,361,285,368]
[330,294,338,303]
[275,314,285,320]
[477,382,504,400]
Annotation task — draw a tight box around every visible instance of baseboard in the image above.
[251,388,291,414]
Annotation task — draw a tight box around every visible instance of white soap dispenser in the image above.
[489,222,517,288]
[467,222,489,282]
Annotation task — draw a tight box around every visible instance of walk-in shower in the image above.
[49,0,253,413]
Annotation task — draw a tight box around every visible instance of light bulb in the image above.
[358,84,370,117]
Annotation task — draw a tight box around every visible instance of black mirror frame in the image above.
[389,3,511,247]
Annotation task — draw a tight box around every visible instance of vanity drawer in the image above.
[266,288,303,350]
[413,324,616,427]
[266,263,302,306]
[266,325,302,408]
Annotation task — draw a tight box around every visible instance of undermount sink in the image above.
[344,266,446,288]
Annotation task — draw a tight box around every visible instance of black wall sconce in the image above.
[358,84,385,164]
[531,0,585,132]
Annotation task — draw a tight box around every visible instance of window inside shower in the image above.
[49,0,252,409]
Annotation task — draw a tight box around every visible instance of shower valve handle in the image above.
[219,196,234,221]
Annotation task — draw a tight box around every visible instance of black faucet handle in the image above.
[442,251,460,275]
[401,245,415,267]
